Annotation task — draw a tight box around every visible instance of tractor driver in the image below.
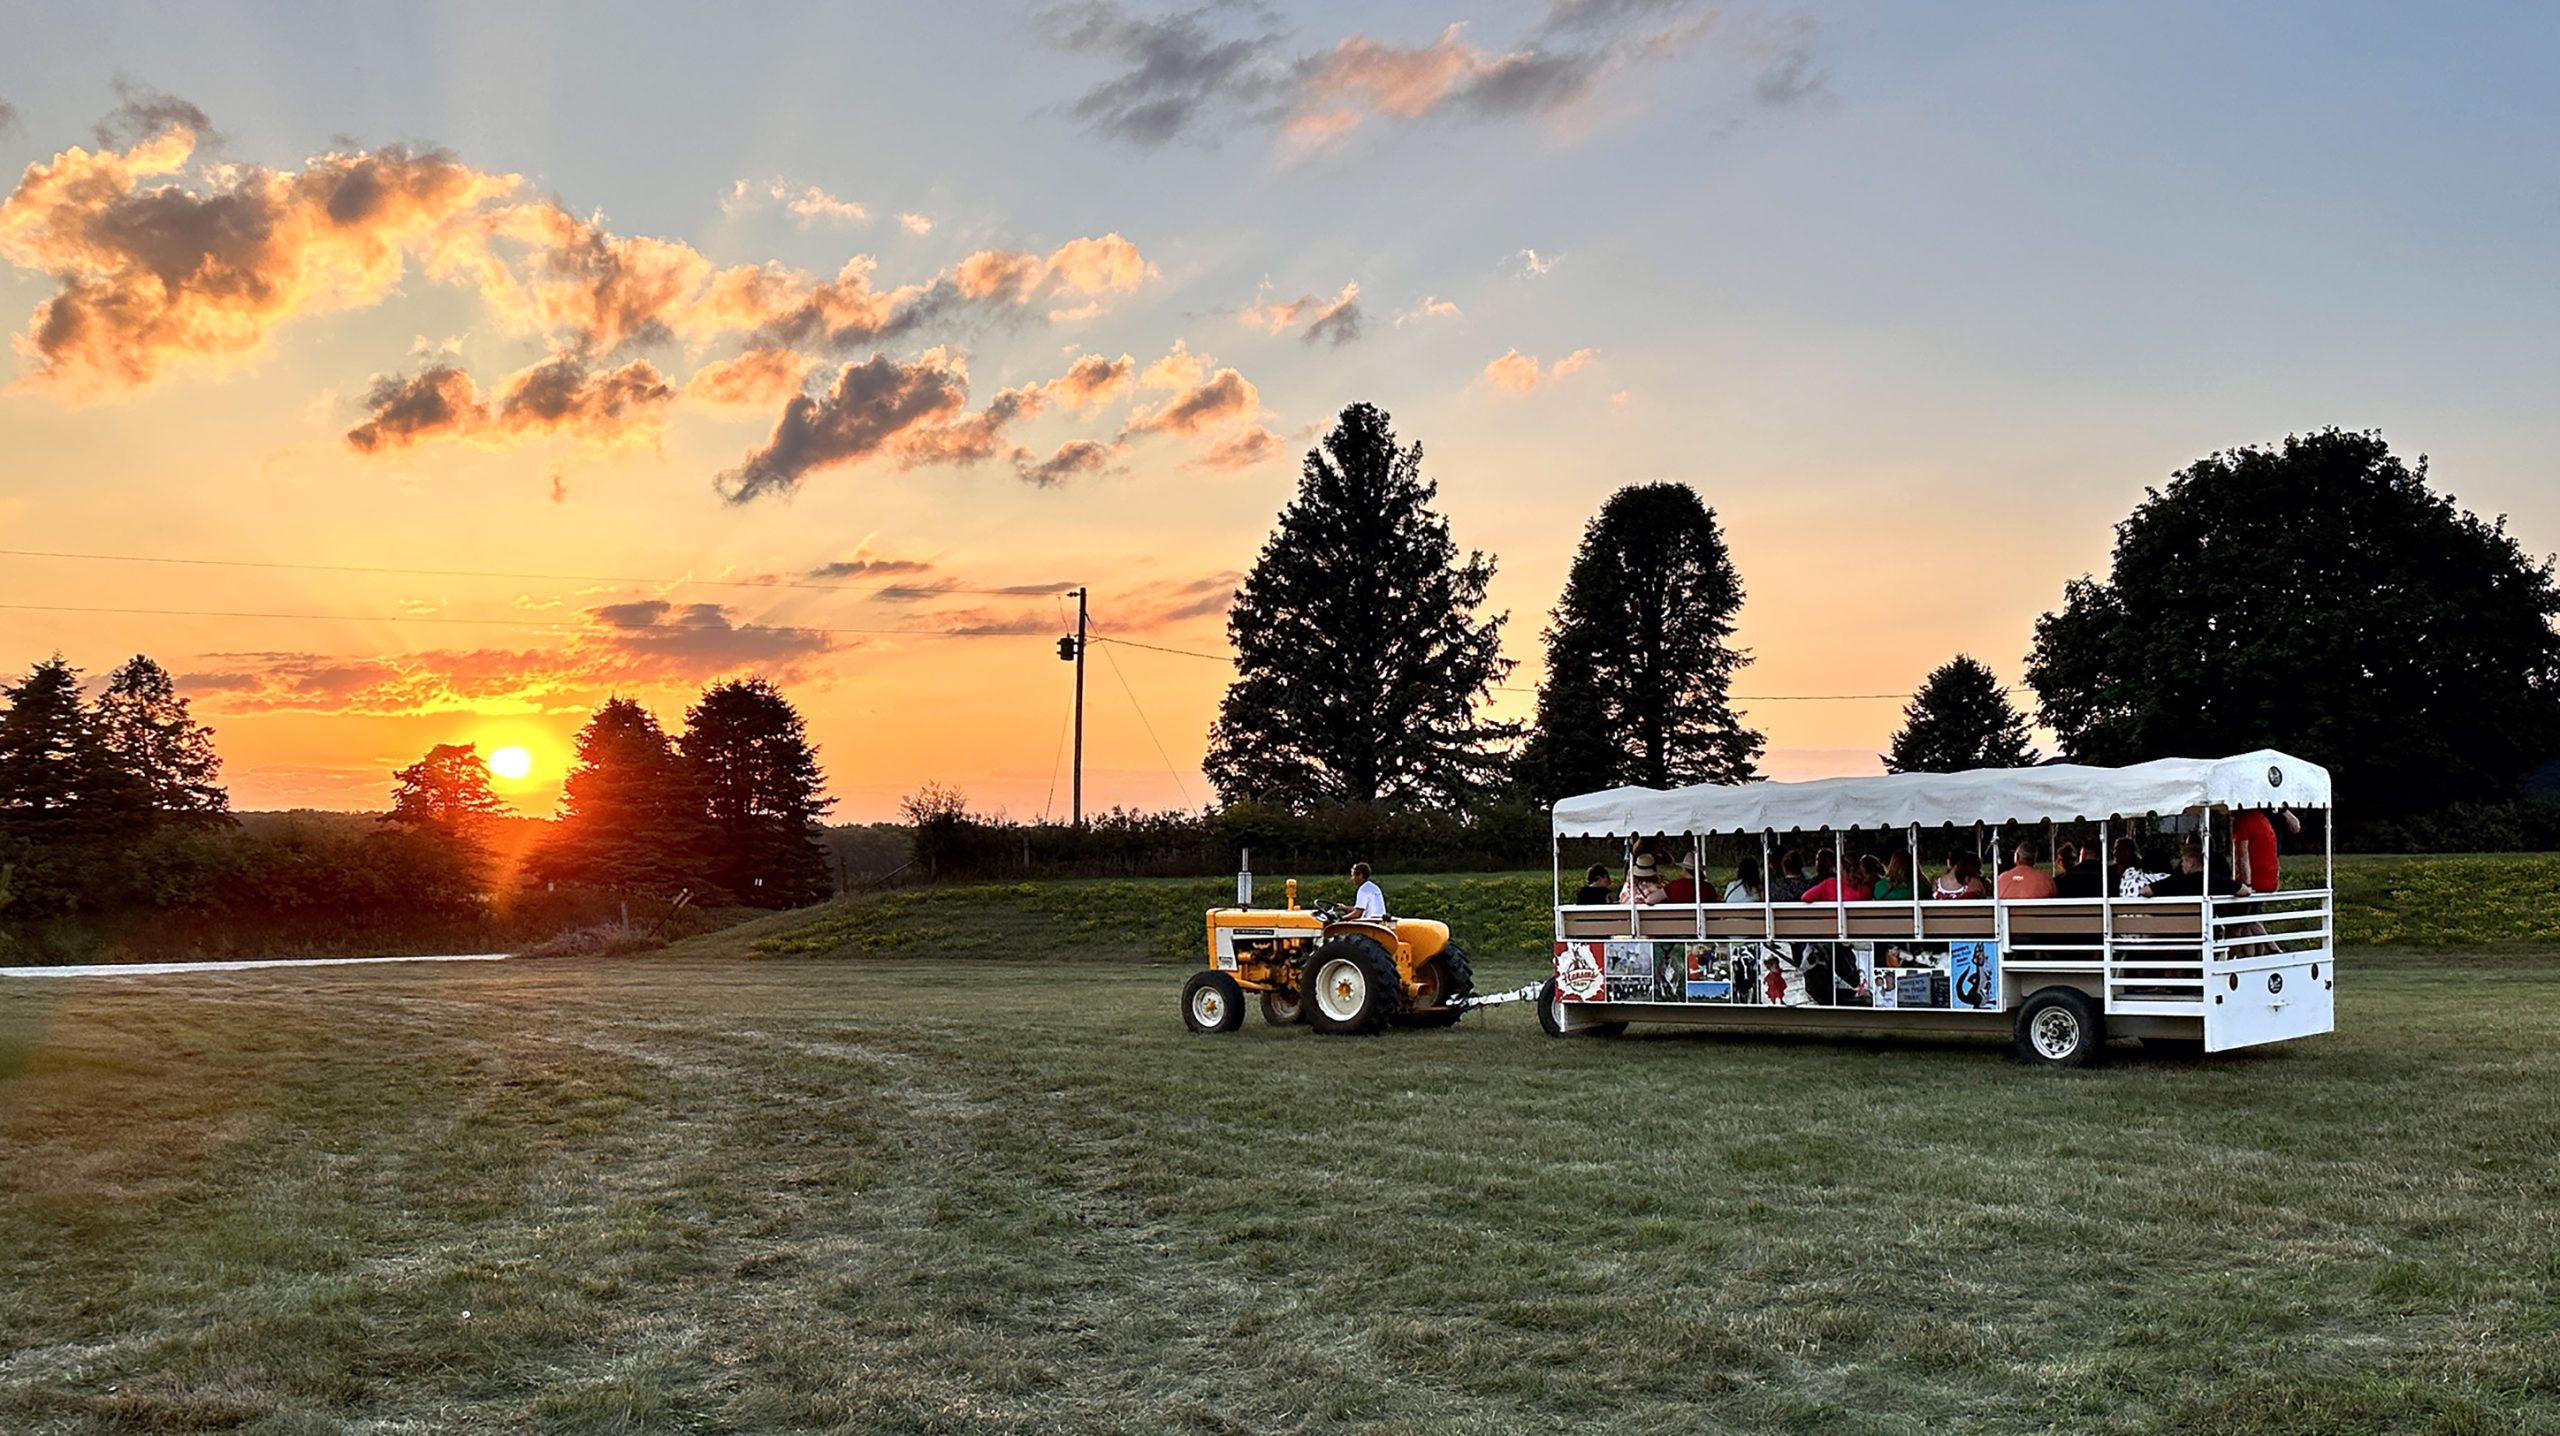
[1346,862,1387,921]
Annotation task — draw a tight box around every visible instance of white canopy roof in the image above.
[1551,750,2330,837]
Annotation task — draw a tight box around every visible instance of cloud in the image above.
[1044,351,1135,410]
[345,364,485,452]
[1746,17,1831,107]
[896,212,933,235]
[1121,364,1257,439]
[1514,247,1560,277]
[1015,438,1122,486]
[802,551,936,580]
[0,122,517,396]
[1394,295,1462,325]
[1483,345,1597,393]
[712,348,1136,501]
[685,346,814,411]
[1197,424,1285,471]
[345,353,674,452]
[1036,1,1294,146]
[715,353,972,502]
[177,602,840,715]
[725,177,871,225]
[1483,348,1541,394]
[1238,280,1362,346]
[1041,0,1725,150]
[92,79,217,150]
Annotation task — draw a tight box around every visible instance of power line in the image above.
[1088,636,1910,700]
[0,546,1075,599]
[0,601,1047,640]
[1087,617,1193,806]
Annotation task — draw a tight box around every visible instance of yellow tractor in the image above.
[1185,877,1475,1036]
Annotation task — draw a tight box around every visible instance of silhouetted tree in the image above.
[1885,656,2039,773]
[2026,429,2560,817]
[1517,483,1761,799]
[682,678,832,906]
[0,656,152,914]
[1205,402,1516,808]
[94,655,229,818]
[385,743,508,828]
[531,697,711,896]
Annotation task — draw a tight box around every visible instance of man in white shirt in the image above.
[1346,862,1386,920]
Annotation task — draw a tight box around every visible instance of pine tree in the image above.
[681,678,833,907]
[1204,402,1516,808]
[1518,483,1762,798]
[94,655,229,818]
[532,697,711,896]
[0,656,152,914]
[385,743,509,827]
[1884,656,2040,773]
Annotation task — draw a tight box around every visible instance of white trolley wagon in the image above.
[1538,751,2336,1066]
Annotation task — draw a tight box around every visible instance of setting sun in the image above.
[487,746,534,782]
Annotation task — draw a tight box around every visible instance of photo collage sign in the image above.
[1553,940,2001,1010]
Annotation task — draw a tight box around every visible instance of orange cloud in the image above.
[1483,345,1597,393]
[0,124,517,397]
[346,353,674,453]
[686,347,814,411]
[1044,352,1134,411]
[176,601,842,716]
[1238,281,1363,345]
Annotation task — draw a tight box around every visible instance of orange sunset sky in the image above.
[5,6,2557,820]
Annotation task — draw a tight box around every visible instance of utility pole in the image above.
[1058,587,1088,827]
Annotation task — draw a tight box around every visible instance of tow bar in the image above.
[1449,982,1544,1012]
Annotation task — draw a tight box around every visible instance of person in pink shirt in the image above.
[1996,842,2057,900]
[1803,854,1880,903]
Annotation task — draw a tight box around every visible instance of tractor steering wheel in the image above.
[1313,901,1345,923]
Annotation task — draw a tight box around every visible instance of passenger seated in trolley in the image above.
[1932,852,1989,900]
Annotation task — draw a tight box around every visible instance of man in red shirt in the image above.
[1995,842,2057,900]
[2231,808,2298,894]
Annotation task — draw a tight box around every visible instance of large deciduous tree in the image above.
[1517,482,1761,798]
[94,655,229,818]
[682,677,833,906]
[1884,656,2038,773]
[531,697,711,896]
[384,743,508,828]
[1204,402,1516,808]
[2025,429,2560,816]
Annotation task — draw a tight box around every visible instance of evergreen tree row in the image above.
[528,680,834,907]
[0,654,228,916]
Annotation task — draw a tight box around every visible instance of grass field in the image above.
[6,904,2560,1431]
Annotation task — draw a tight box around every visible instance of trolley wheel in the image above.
[2014,986,2103,1068]
[1535,977,1625,1039]
[1259,988,1306,1026]
[1182,970,1247,1034]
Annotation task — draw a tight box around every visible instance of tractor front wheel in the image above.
[1182,970,1247,1034]
[1304,934,1399,1036]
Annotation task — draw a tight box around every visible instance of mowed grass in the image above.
[5,932,2560,1432]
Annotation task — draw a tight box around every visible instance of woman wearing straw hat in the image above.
[1617,851,1669,906]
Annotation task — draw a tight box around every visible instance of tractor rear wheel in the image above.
[1304,934,1398,1036]
[1391,943,1475,1029]
[1260,988,1305,1026]
[1182,971,1246,1034]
